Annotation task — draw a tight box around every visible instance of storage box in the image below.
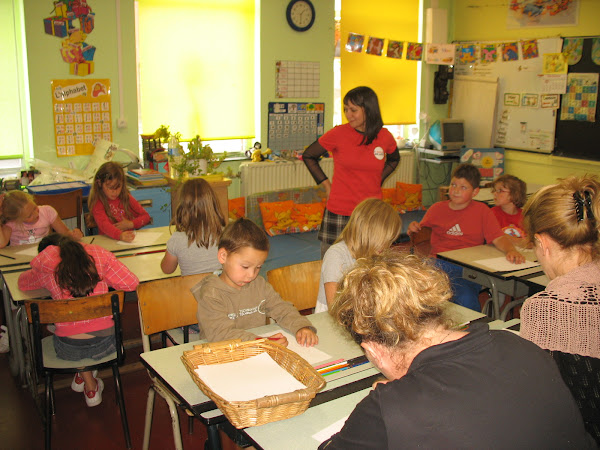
[27,181,91,197]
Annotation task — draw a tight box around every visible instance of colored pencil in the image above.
[0,253,16,260]
[314,359,344,370]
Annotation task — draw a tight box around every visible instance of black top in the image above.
[320,323,595,449]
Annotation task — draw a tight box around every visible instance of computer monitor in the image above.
[429,119,465,151]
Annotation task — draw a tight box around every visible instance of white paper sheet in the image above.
[193,352,306,402]
[13,246,39,257]
[312,417,349,442]
[261,330,330,365]
[116,231,162,246]
[472,257,539,272]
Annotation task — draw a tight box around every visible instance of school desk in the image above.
[473,183,544,205]
[140,305,485,450]
[437,245,542,320]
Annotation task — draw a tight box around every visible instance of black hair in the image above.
[344,86,384,145]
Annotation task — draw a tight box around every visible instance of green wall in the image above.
[23,0,139,168]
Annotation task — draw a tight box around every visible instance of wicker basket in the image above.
[181,338,326,428]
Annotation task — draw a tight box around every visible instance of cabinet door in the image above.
[130,187,171,228]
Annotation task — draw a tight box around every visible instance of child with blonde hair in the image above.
[0,190,82,249]
[315,198,402,313]
[161,178,225,275]
[491,174,528,246]
[89,162,150,242]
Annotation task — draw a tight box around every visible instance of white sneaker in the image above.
[71,370,98,392]
[0,325,9,354]
[84,377,104,407]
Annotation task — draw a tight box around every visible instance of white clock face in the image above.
[290,1,313,28]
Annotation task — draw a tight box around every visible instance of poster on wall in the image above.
[51,79,112,157]
[507,0,579,28]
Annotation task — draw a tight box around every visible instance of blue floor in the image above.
[261,231,321,276]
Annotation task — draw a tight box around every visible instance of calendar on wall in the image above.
[267,102,325,153]
[50,78,112,157]
[276,61,320,98]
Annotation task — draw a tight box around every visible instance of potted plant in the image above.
[171,135,227,181]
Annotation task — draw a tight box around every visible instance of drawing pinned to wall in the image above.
[43,0,97,76]
[560,72,598,122]
[460,148,504,182]
[480,44,498,63]
[504,93,521,106]
[563,38,583,65]
[507,0,579,28]
[425,44,455,65]
[502,42,519,61]
[540,74,568,93]
[457,44,476,64]
[543,53,568,74]
[540,94,560,109]
[405,43,423,61]
[386,41,404,59]
[593,38,600,65]
[346,33,365,53]
[522,94,539,107]
[365,37,384,56]
[521,39,539,59]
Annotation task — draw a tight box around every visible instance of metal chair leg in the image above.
[45,373,53,450]
[142,386,156,450]
[112,365,132,449]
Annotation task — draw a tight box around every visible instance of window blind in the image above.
[136,0,255,140]
[340,0,419,125]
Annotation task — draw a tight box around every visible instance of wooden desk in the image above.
[167,177,231,222]
[438,245,541,320]
[140,305,484,449]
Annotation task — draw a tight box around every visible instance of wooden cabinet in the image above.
[130,186,172,227]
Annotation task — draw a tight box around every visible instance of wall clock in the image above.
[286,0,315,32]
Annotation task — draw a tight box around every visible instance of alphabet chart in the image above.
[51,78,112,156]
[267,102,325,153]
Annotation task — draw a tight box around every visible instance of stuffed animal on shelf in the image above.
[251,147,272,162]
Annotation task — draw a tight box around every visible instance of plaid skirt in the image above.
[318,208,350,245]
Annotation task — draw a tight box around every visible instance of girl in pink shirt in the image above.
[89,162,151,242]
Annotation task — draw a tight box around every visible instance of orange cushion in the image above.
[396,182,423,211]
[228,197,245,220]
[259,200,296,236]
[292,202,324,232]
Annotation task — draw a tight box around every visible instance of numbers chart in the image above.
[51,78,112,157]
[268,102,325,153]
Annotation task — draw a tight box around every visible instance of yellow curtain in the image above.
[341,0,419,125]
[137,0,254,139]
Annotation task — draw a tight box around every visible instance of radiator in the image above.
[240,150,414,197]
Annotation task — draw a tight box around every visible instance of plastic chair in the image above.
[33,189,83,231]
[23,292,130,450]
[409,226,432,256]
[267,260,322,313]
[136,273,211,450]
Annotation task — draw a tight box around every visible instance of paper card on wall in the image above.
[365,37,384,56]
[460,147,505,182]
[540,94,560,109]
[521,94,539,107]
[456,44,476,64]
[386,40,403,59]
[425,44,455,65]
[405,42,423,61]
[501,42,519,62]
[51,79,112,157]
[563,38,583,65]
[480,44,498,63]
[521,39,539,59]
[345,33,364,53]
[543,53,568,74]
[504,93,520,106]
[560,73,599,122]
[539,74,567,94]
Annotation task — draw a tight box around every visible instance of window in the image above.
[136,0,255,142]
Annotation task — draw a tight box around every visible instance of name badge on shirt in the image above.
[374,146,384,160]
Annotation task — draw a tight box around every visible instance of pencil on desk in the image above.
[90,237,95,244]
[0,253,16,260]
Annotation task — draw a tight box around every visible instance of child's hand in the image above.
[120,230,136,242]
[70,228,83,240]
[407,221,421,235]
[505,249,525,264]
[268,332,288,347]
[115,219,134,231]
[296,327,318,347]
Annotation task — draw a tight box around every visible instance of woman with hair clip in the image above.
[18,234,139,407]
[303,86,400,257]
[520,174,600,444]
[320,250,594,449]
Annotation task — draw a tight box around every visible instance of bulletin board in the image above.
[554,38,600,161]
[453,37,562,153]
[51,78,112,157]
[267,102,325,154]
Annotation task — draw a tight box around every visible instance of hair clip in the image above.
[584,191,595,222]
[573,192,584,222]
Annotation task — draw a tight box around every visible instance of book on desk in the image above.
[126,169,168,187]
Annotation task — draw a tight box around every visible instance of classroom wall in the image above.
[22,0,139,169]
[452,0,600,183]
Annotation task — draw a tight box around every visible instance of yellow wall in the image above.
[453,0,600,184]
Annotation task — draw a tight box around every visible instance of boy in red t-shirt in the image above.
[408,164,524,311]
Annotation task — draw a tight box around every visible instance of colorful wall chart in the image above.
[51,79,112,156]
[267,102,324,154]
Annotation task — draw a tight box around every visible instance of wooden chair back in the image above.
[410,226,432,256]
[267,260,322,312]
[34,189,83,230]
[137,273,211,352]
